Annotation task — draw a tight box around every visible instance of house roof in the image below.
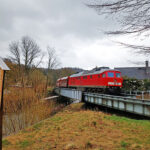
[115,67,150,79]
[60,76,68,80]
[0,57,10,70]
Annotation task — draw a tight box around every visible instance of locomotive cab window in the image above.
[102,74,106,78]
[108,72,114,77]
[116,73,121,78]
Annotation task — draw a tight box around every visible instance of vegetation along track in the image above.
[3,103,150,150]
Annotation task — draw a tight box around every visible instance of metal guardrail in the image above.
[84,92,150,117]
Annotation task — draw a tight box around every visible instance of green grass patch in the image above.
[120,140,128,148]
[17,140,33,148]
[33,122,43,130]
[51,116,62,122]
[26,134,34,139]
[2,139,11,146]
[105,114,150,127]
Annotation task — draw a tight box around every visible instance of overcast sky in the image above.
[0,0,149,69]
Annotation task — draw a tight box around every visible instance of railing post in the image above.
[142,91,144,100]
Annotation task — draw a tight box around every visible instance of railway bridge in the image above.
[55,88,150,117]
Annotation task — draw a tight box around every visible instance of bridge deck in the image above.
[55,88,150,117]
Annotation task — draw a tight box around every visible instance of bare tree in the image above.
[9,41,21,67]
[9,36,44,86]
[9,36,43,72]
[47,46,59,70]
[87,0,150,53]
[46,46,60,88]
[21,36,42,72]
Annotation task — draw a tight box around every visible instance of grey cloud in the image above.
[0,0,108,41]
[0,0,140,69]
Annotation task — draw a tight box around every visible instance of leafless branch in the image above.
[47,46,60,70]
[21,36,41,70]
[118,42,150,55]
[45,46,60,88]
[87,0,150,36]
[9,41,20,66]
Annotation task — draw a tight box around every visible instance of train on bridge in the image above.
[55,67,150,117]
[56,67,123,94]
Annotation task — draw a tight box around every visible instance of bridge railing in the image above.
[84,92,150,117]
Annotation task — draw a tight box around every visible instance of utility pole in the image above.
[0,58,10,150]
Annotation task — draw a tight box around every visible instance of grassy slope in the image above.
[3,103,150,150]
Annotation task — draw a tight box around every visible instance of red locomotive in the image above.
[56,67,123,94]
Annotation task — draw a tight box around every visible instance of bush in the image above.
[122,77,144,91]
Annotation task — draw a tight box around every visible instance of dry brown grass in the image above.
[3,103,150,150]
[3,87,55,136]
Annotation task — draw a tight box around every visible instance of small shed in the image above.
[0,58,10,71]
[0,57,10,103]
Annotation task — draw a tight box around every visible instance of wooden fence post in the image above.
[0,70,5,150]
